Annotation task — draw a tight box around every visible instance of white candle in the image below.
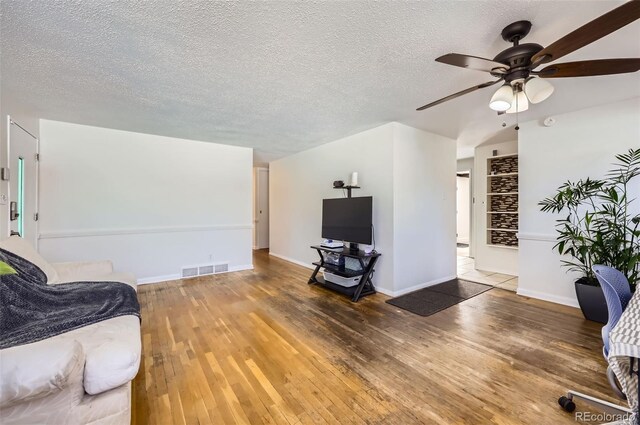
[351,172,358,187]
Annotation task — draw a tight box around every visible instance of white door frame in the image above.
[6,115,40,247]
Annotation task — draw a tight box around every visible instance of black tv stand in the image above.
[348,242,359,253]
[308,245,381,302]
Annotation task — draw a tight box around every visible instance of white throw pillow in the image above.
[0,340,84,408]
[0,236,59,283]
[82,316,141,395]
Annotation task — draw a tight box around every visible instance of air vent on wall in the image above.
[181,267,198,278]
[214,263,229,273]
[199,265,215,275]
[181,262,230,279]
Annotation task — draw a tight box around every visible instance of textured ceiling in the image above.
[1,1,639,163]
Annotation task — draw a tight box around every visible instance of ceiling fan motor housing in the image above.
[492,43,544,82]
[491,21,544,82]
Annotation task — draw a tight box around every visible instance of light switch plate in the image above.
[0,194,7,205]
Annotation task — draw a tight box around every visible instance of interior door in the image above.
[256,168,269,249]
[7,117,39,247]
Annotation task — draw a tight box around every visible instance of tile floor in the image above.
[456,246,518,292]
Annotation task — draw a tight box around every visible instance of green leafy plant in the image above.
[0,261,17,276]
[539,148,640,289]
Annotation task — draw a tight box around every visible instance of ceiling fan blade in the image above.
[436,53,508,74]
[416,80,502,111]
[532,0,640,66]
[538,58,640,78]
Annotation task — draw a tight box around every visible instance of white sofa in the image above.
[0,236,141,425]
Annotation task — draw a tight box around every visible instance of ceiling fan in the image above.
[416,0,640,114]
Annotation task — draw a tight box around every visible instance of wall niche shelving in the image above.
[486,154,518,249]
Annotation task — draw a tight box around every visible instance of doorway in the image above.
[6,117,39,247]
[456,171,470,258]
[253,167,269,249]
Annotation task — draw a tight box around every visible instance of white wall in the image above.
[269,122,456,296]
[270,123,396,294]
[38,120,253,282]
[473,140,519,275]
[518,98,640,307]
[392,123,457,294]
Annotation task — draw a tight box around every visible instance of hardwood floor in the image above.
[133,249,619,424]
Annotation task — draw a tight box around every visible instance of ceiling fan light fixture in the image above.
[505,88,529,114]
[489,84,513,112]
[524,77,554,104]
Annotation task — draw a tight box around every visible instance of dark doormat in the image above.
[386,279,492,317]
[457,243,469,248]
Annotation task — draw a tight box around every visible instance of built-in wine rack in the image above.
[487,154,518,248]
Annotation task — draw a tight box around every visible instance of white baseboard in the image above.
[516,287,580,309]
[136,264,254,285]
[137,274,181,285]
[390,274,458,297]
[376,287,394,297]
[268,252,314,270]
[229,264,254,272]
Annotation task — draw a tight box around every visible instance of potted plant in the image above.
[539,148,640,323]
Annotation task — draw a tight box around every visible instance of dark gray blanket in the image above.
[0,247,140,349]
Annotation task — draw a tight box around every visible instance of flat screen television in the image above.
[322,196,372,245]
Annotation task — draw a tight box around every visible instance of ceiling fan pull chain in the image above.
[515,91,520,131]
